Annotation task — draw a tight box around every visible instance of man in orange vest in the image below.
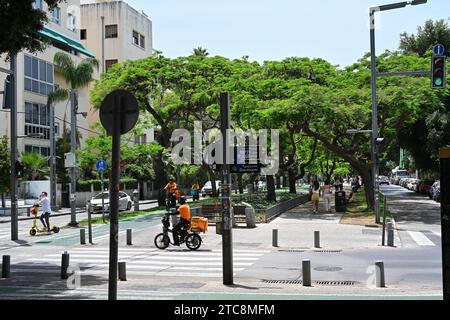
[172,196,191,246]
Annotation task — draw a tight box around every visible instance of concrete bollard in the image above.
[387,222,394,247]
[61,251,70,280]
[80,228,86,245]
[133,190,139,212]
[2,255,10,278]
[314,231,320,248]
[118,262,127,281]
[126,229,132,246]
[272,229,278,247]
[302,260,311,287]
[375,261,385,288]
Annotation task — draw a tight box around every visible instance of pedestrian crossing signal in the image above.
[15,160,24,178]
[431,55,446,89]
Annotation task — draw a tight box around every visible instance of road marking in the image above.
[431,231,441,237]
[407,231,435,246]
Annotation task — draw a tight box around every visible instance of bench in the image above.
[196,204,247,225]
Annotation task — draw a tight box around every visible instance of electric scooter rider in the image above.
[172,196,190,246]
[36,191,52,232]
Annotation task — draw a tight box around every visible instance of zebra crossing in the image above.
[402,230,441,247]
[16,246,270,278]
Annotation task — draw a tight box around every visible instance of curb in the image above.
[0,210,86,224]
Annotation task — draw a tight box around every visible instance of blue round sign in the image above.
[434,44,445,56]
[96,160,107,172]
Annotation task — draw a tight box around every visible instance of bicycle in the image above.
[154,213,203,251]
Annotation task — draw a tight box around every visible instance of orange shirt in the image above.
[164,182,177,193]
[178,204,191,221]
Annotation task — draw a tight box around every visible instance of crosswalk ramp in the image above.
[14,247,270,278]
[401,230,441,247]
[0,285,180,300]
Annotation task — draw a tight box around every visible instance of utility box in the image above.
[335,191,347,212]
[64,153,76,168]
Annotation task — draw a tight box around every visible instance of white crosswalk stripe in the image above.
[19,247,268,278]
[407,231,435,246]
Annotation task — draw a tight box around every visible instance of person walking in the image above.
[321,179,333,213]
[311,180,321,214]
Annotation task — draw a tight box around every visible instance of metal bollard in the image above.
[61,251,70,280]
[80,228,86,245]
[118,262,127,281]
[375,261,385,288]
[302,260,311,287]
[133,190,139,212]
[127,229,132,246]
[2,255,10,278]
[314,231,320,248]
[272,229,278,247]
[387,222,394,247]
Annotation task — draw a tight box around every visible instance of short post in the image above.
[87,201,93,244]
[61,251,69,280]
[302,259,311,287]
[80,228,86,245]
[314,231,320,248]
[118,262,127,281]
[387,221,394,247]
[126,229,132,246]
[2,255,11,278]
[272,229,278,247]
[382,194,387,246]
[375,261,385,288]
[133,189,139,211]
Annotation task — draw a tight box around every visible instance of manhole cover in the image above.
[314,266,343,272]
[278,249,305,253]
[314,281,355,286]
[313,250,342,253]
[262,280,302,285]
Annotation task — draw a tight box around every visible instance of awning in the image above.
[38,27,95,59]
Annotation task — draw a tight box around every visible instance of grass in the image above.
[340,187,392,227]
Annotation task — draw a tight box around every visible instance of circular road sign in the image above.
[96,160,107,172]
[100,89,139,136]
[434,44,445,56]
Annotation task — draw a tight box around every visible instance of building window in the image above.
[32,0,43,10]
[80,29,87,40]
[105,25,118,38]
[24,55,54,96]
[139,34,145,49]
[25,145,50,157]
[105,59,118,72]
[67,13,76,32]
[132,31,139,46]
[25,102,51,140]
[51,7,61,24]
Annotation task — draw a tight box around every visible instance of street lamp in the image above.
[369,0,427,224]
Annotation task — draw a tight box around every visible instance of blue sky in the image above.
[126,0,450,67]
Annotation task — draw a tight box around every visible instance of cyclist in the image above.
[36,191,52,232]
[172,196,191,246]
[191,181,200,201]
[164,176,178,208]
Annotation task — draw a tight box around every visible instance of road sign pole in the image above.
[69,89,78,226]
[220,93,233,285]
[101,170,106,223]
[108,96,122,300]
[10,54,18,241]
[440,147,450,300]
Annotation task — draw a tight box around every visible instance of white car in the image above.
[257,181,266,190]
[90,191,132,213]
[201,180,221,197]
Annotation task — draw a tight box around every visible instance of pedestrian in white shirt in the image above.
[36,192,52,232]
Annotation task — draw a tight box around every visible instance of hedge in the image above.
[76,178,138,192]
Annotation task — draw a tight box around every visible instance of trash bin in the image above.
[245,207,256,228]
[335,191,347,212]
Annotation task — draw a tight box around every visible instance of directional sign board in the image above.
[231,145,261,173]
[100,89,139,136]
[96,160,107,172]
[434,44,445,56]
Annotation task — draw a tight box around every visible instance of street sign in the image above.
[64,153,76,168]
[96,160,107,172]
[231,144,261,174]
[99,89,139,136]
[434,44,445,56]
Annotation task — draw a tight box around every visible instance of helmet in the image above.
[179,196,187,205]
[169,176,175,181]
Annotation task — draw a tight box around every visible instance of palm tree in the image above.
[48,52,98,225]
[20,152,50,181]
[192,46,209,57]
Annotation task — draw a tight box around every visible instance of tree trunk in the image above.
[207,166,218,197]
[153,153,167,206]
[360,169,374,210]
[288,169,297,194]
[237,174,244,194]
[1,193,5,208]
[276,174,281,189]
[266,175,276,201]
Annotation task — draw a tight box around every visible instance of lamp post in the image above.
[369,0,427,224]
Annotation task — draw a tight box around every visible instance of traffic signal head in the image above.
[2,75,12,109]
[15,161,24,178]
[431,55,446,89]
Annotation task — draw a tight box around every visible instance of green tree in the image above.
[0,0,64,57]
[20,152,50,181]
[192,47,209,57]
[0,136,10,207]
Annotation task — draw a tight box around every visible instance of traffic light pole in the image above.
[10,54,18,241]
[69,89,78,226]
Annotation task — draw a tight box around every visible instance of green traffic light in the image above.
[435,78,443,86]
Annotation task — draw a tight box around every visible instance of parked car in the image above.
[377,175,390,185]
[418,180,434,195]
[201,180,221,197]
[407,178,420,192]
[90,191,132,213]
[429,181,440,201]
